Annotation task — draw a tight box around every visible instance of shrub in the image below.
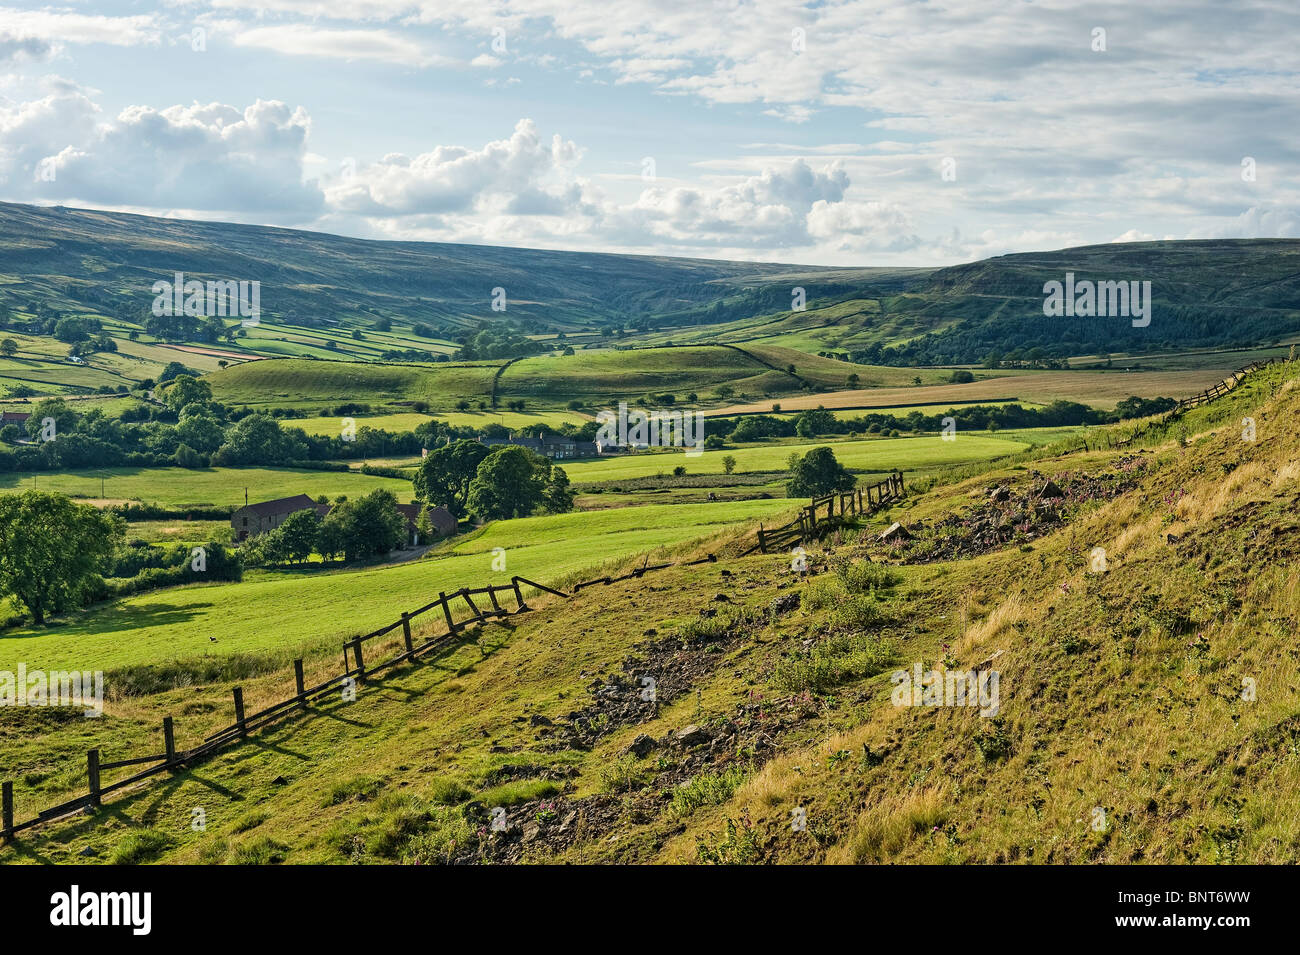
[771,632,897,693]
[671,766,747,817]
[599,755,649,794]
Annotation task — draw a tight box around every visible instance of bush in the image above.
[671,766,747,817]
[599,755,649,794]
[771,632,896,693]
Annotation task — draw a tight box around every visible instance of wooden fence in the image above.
[744,470,904,555]
[0,555,713,842]
[1081,359,1277,452]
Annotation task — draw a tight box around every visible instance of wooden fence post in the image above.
[87,749,101,807]
[294,659,306,708]
[440,591,457,632]
[461,589,486,623]
[233,688,246,737]
[351,639,365,681]
[487,587,504,616]
[401,612,413,653]
[2,781,13,840]
[511,579,527,612]
[163,717,176,763]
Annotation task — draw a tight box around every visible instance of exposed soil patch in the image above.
[892,455,1151,562]
[449,592,812,863]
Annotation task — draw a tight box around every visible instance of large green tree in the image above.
[786,446,856,498]
[413,439,491,518]
[467,446,572,520]
[215,413,306,465]
[323,490,406,562]
[274,508,322,565]
[0,492,123,625]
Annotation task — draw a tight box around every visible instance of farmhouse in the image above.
[0,411,30,426]
[479,431,600,460]
[231,494,325,542]
[395,502,457,545]
[231,494,457,546]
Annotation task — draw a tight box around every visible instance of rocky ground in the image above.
[452,589,810,863]
[886,455,1152,562]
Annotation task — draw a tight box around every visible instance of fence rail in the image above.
[743,470,905,555]
[1082,359,1278,452]
[0,554,715,843]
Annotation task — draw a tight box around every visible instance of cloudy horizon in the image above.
[1,0,1296,266]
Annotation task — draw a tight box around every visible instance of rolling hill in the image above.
[0,201,830,339]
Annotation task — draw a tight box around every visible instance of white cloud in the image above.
[231,24,454,68]
[0,7,160,48]
[0,88,323,219]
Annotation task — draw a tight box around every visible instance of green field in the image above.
[292,409,587,436]
[208,360,502,411]
[562,433,1029,483]
[0,499,796,673]
[432,409,588,429]
[206,346,964,417]
[0,467,413,509]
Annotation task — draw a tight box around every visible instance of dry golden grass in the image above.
[825,784,950,864]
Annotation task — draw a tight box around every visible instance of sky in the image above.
[0,0,1297,266]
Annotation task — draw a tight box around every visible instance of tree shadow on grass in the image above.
[0,600,215,644]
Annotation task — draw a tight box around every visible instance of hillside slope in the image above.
[625,240,1300,364]
[5,359,1297,864]
[0,201,823,336]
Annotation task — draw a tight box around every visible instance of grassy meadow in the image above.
[562,433,1030,483]
[0,466,413,509]
[0,498,796,674]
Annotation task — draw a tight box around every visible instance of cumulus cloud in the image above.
[4,1,1300,263]
[327,119,593,219]
[0,88,323,219]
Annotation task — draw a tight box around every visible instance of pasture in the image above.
[0,467,413,509]
[707,368,1237,415]
[0,498,797,673]
[561,433,1029,483]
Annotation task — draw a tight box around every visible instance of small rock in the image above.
[626,733,656,758]
[529,714,552,727]
[720,569,732,578]
[675,724,711,748]
[77,846,98,857]
[1039,480,1065,499]
[271,775,288,786]
[769,592,800,615]
[989,485,1011,503]
[713,592,731,602]
[879,522,912,542]
[1166,533,1180,544]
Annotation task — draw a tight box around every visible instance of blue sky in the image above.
[1,1,1297,265]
